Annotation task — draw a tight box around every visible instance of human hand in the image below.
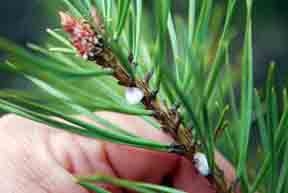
[0,112,236,193]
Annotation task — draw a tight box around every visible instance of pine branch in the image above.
[59,10,230,193]
[60,11,196,155]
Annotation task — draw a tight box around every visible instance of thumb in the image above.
[0,114,89,193]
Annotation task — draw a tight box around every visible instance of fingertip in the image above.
[172,157,216,193]
[215,151,236,186]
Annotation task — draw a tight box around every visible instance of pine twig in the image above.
[60,11,230,193]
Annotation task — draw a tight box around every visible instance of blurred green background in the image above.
[0,0,287,88]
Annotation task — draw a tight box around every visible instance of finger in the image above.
[96,112,174,143]
[48,127,123,193]
[172,157,216,193]
[96,112,180,184]
[1,114,122,193]
[0,114,90,193]
[106,143,179,183]
[215,151,236,186]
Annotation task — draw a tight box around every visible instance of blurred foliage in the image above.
[1,0,288,89]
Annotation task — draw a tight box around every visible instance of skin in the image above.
[0,112,236,193]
